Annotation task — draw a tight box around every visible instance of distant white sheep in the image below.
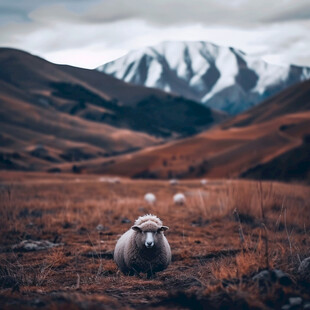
[110,177,120,184]
[169,179,179,185]
[114,214,171,276]
[173,193,186,205]
[200,179,208,185]
[144,193,156,204]
[98,177,120,184]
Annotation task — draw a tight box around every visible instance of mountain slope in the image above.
[0,48,222,137]
[0,48,223,171]
[98,41,310,115]
[0,79,159,171]
[84,80,310,183]
[222,79,310,128]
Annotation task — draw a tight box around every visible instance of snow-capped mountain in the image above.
[97,41,310,115]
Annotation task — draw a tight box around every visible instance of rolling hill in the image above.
[0,48,223,171]
[98,41,310,115]
[83,80,310,183]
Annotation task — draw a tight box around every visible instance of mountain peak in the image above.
[97,41,310,115]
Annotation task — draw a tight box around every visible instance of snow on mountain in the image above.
[97,41,310,115]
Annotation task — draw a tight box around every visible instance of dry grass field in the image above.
[0,173,309,309]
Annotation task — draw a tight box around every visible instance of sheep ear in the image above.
[159,226,169,231]
[131,226,142,232]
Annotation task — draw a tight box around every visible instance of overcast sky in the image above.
[0,0,310,68]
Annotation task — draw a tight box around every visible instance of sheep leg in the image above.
[128,268,141,277]
[146,264,155,279]
[127,270,136,276]
[146,271,156,279]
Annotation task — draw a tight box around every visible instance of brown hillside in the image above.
[0,48,224,171]
[84,80,310,183]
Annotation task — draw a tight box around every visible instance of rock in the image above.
[289,297,303,307]
[280,298,304,310]
[304,302,310,309]
[271,269,292,286]
[96,224,104,231]
[12,240,63,252]
[121,217,131,224]
[298,257,310,282]
[252,269,292,287]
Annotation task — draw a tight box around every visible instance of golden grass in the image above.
[0,173,309,309]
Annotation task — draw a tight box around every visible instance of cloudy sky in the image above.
[0,0,310,69]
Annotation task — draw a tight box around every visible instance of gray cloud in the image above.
[263,3,310,23]
[1,0,310,27]
[56,0,310,26]
[0,0,309,68]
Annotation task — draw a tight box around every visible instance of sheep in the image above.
[200,179,208,185]
[114,214,171,277]
[144,193,156,204]
[173,193,186,205]
[169,179,179,185]
[98,177,120,184]
[110,177,120,184]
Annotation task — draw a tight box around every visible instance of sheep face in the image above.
[132,224,168,250]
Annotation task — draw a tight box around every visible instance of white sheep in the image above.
[169,179,179,185]
[98,177,120,183]
[173,193,186,205]
[144,193,156,204]
[200,179,208,185]
[114,214,171,277]
[110,177,120,184]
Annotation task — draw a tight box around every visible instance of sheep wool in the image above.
[144,193,156,204]
[173,193,186,205]
[169,179,179,185]
[200,179,208,185]
[114,214,171,276]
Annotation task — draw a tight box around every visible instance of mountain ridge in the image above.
[98,41,310,115]
[0,47,223,171]
[81,79,310,183]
